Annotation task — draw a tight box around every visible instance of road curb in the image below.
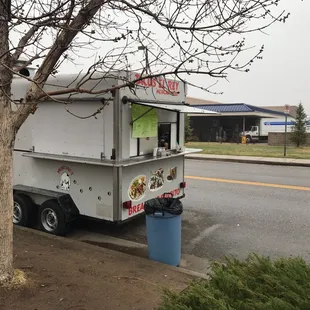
[14,226,209,280]
[185,156,310,167]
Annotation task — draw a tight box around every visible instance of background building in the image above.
[186,97,297,142]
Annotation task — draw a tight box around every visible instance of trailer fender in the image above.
[56,194,80,223]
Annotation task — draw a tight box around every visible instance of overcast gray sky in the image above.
[51,0,308,113]
[188,0,310,112]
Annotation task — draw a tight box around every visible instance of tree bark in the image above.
[0,110,15,284]
[0,143,14,284]
[0,0,15,285]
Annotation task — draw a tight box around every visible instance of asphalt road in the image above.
[184,160,310,262]
[74,160,310,263]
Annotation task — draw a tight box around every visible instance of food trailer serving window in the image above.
[127,99,217,157]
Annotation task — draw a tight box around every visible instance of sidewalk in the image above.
[186,153,310,167]
[1,227,200,310]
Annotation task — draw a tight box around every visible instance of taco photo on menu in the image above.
[167,167,177,181]
[149,168,164,191]
[128,175,147,201]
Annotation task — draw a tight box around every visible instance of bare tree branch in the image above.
[0,0,288,128]
[12,0,109,128]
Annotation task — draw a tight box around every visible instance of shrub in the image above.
[187,136,200,142]
[185,115,194,142]
[159,254,310,310]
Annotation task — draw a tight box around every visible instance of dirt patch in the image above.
[0,227,194,310]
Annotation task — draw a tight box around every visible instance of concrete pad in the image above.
[69,229,210,278]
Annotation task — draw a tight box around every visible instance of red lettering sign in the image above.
[134,74,180,96]
[127,188,181,216]
[57,165,74,175]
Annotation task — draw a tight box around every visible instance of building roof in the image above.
[187,97,297,118]
[261,105,297,118]
[186,96,222,105]
[191,103,287,117]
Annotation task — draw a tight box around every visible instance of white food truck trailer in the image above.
[11,69,216,235]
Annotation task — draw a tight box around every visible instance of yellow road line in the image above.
[185,175,310,192]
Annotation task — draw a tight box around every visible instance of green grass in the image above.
[159,254,310,310]
[186,142,310,159]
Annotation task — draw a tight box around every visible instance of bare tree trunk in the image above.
[0,0,15,285]
[0,144,14,284]
[0,110,15,284]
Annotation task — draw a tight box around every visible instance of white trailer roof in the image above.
[133,101,218,114]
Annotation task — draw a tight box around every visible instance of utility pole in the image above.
[284,104,290,156]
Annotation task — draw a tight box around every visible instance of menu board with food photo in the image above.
[128,175,147,201]
[167,167,177,182]
[149,168,165,191]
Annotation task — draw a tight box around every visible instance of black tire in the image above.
[13,193,35,227]
[38,200,69,236]
[246,135,252,144]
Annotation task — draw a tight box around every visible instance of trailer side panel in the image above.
[121,155,185,221]
[13,152,114,220]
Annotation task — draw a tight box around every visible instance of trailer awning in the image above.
[133,101,218,114]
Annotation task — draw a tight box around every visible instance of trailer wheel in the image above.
[13,194,35,227]
[38,200,69,236]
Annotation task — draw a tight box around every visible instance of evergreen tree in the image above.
[291,102,308,147]
[185,115,194,142]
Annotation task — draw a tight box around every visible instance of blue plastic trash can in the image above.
[146,211,182,266]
